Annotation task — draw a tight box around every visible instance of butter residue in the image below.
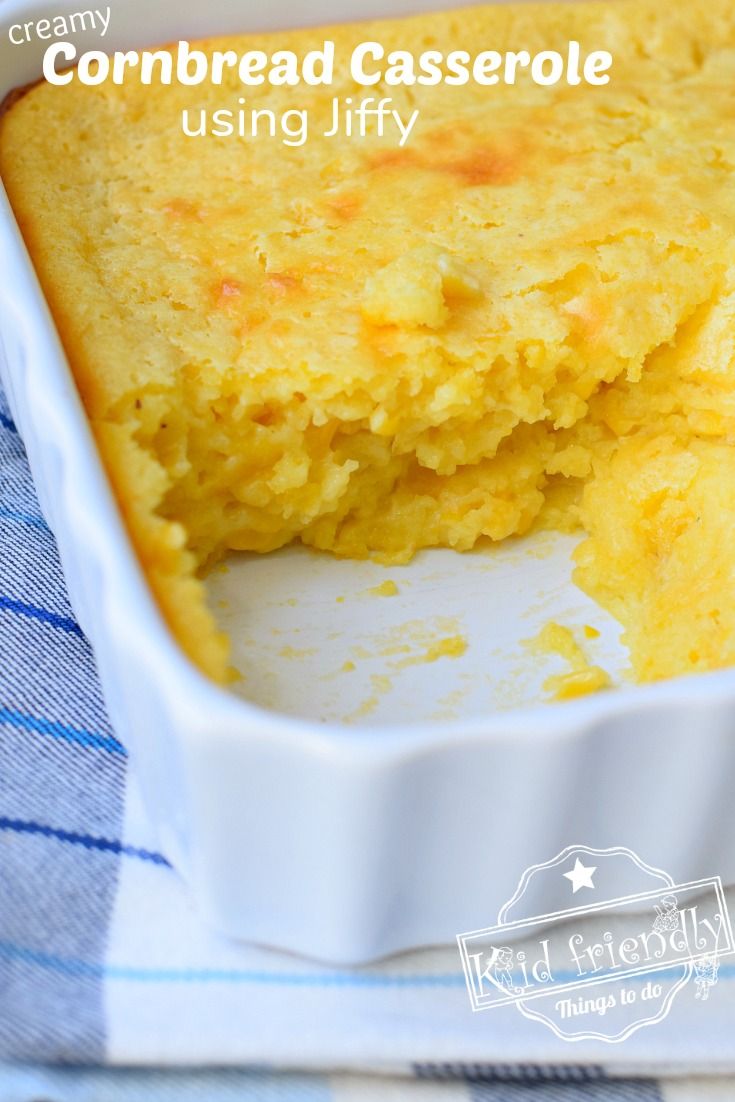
[344,673,393,722]
[365,616,467,669]
[277,644,316,659]
[341,616,468,721]
[394,633,468,669]
[527,621,610,701]
[364,579,399,597]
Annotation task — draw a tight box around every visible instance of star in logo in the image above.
[564,857,597,893]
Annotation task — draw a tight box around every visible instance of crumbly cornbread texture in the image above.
[3,0,735,685]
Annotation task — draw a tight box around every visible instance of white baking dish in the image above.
[3,0,735,965]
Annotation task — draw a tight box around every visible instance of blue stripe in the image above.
[0,940,467,985]
[0,411,16,433]
[105,967,465,986]
[0,816,168,867]
[0,506,50,531]
[107,966,465,985]
[4,941,735,987]
[1,939,733,989]
[0,706,126,755]
[0,594,83,637]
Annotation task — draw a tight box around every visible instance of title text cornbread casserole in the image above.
[3,0,735,687]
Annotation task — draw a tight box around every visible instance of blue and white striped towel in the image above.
[2,379,735,1101]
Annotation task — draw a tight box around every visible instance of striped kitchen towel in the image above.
[2,380,735,1101]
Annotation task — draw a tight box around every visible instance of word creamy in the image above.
[8,7,111,44]
[42,37,612,87]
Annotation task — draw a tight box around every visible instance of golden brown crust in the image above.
[0,78,42,119]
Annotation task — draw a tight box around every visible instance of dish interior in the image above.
[207,533,628,723]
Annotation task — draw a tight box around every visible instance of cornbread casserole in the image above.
[2,0,735,688]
